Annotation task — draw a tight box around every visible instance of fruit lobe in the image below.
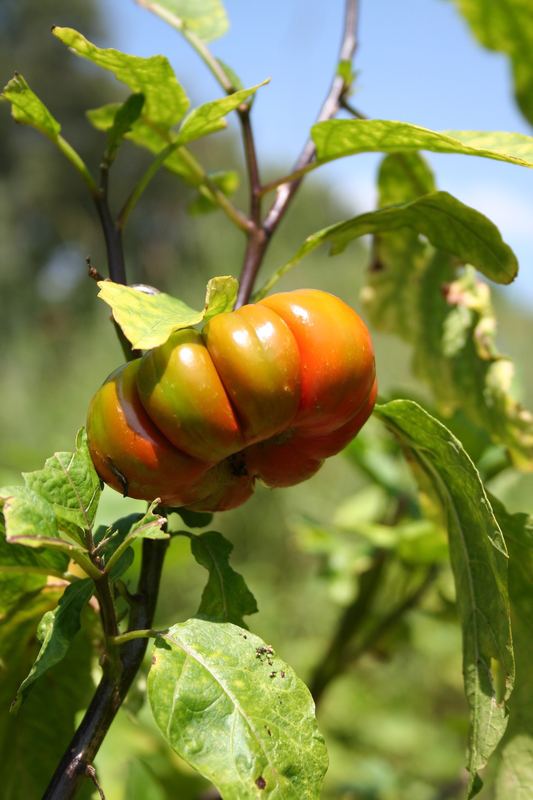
[259,290,375,433]
[203,303,301,444]
[86,361,208,505]
[137,328,242,463]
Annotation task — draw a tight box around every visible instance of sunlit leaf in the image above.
[190,531,258,627]
[203,275,238,320]
[0,486,61,546]
[176,81,268,145]
[363,153,533,469]
[1,73,60,140]
[148,619,328,798]
[313,119,533,168]
[452,0,533,125]
[52,26,189,127]
[138,0,229,42]
[375,399,514,797]
[98,276,236,349]
[0,74,93,189]
[22,429,101,538]
[280,190,518,285]
[97,281,203,349]
[0,431,100,562]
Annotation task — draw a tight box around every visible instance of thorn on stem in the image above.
[87,257,104,283]
[85,764,106,800]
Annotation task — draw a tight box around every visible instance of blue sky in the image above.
[102,0,533,306]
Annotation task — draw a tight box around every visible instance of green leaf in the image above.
[492,499,533,799]
[173,508,213,528]
[0,519,68,577]
[148,619,328,798]
[99,504,167,579]
[88,103,199,180]
[190,531,258,628]
[1,73,60,140]
[22,429,101,538]
[0,576,42,620]
[176,81,268,145]
[12,578,93,710]
[452,0,533,126]
[312,119,533,168]
[97,281,203,349]
[140,0,229,42]
[0,586,95,799]
[203,275,238,320]
[105,93,145,163]
[0,486,61,545]
[343,429,417,499]
[363,153,533,469]
[216,58,244,92]
[374,400,514,796]
[0,517,51,615]
[336,59,354,86]
[188,170,239,215]
[52,26,189,127]
[126,503,167,541]
[0,74,95,190]
[281,190,518,286]
[98,276,237,349]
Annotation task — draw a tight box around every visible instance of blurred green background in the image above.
[1,1,532,798]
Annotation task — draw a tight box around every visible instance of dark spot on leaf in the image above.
[255,776,266,790]
[280,671,285,678]
[265,726,272,736]
[269,671,277,679]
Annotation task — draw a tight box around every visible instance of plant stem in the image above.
[262,0,359,240]
[117,141,250,234]
[310,563,438,707]
[91,200,125,306]
[176,148,252,233]
[56,135,98,196]
[346,566,438,664]
[240,105,262,228]
[93,573,121,675]
[110,627,167,645]
[42,539,168,800]
[258,163,317,197]
[235,0,360,307]
[340,96,367,119]
[44,134,170,797]
[309,551,387,706]
[93,166,141,360]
